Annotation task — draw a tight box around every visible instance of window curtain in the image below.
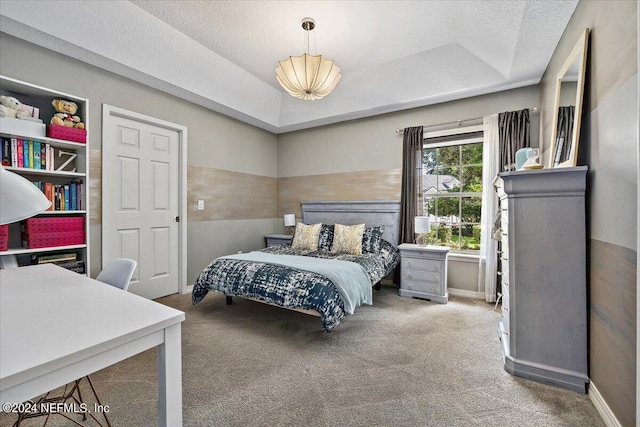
[499,109,530,172]
[398,126,424,245]
[478,114,500,303]
[553,105,575,165]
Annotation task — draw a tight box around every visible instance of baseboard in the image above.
[589,382,622,427]
[448,288,485,300]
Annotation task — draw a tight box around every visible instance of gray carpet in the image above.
[2,286,605,426]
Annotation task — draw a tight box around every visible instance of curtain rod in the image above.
[395,106,539,134]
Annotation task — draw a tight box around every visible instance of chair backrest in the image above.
[96,258,137,291]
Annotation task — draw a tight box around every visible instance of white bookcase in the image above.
[0,75,90,274]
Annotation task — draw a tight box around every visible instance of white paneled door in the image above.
[102,106,185,299]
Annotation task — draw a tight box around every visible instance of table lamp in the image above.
[284,213,296,235]
[414,216,431,247]
[0,165,52,268]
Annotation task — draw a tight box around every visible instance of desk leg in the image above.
[157,323,182,427]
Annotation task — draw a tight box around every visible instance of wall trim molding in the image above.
[589,382,622,427]
[448,288,485,300]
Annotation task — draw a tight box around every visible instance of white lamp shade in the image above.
[0,165,51,225]
[414,216,431,234]
[284,214,296,227]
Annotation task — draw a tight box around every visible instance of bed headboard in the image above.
[301,201,401,246]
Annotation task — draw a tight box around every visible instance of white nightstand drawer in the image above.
[403,267,441,284]
[402,257,442,272]
[403,278,442,295]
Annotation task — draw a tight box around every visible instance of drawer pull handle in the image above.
[502,331,509,335]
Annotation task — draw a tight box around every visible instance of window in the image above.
[422,126,483,252]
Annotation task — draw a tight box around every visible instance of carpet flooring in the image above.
[1,286,605,426]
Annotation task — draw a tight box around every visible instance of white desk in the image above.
[0,264,185,426]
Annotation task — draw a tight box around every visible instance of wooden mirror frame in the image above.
[549,28,590,168]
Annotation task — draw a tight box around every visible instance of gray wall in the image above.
[540,1,637,424]
[0,33,280,285]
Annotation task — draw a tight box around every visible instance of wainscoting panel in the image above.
[589,238,636,427]
[188,165,277,221]
[277,168,401,218]
[89,149,102,225]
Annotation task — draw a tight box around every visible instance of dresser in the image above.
[398,244,449,304]
[494,166,588,393]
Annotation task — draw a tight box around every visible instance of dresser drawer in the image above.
[401,257,443,273]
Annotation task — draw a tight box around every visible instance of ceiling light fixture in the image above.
[275,17,341,101]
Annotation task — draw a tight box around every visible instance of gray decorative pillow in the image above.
[362,226,385,253]
[291,222,321,250]
[331,223,365,255]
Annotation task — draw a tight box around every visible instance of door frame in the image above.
[101,104,188,295]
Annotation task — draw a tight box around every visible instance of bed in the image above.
[192,201,401,331]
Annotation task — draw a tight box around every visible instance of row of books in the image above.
[32,179,84,211]
[1,137,63,171]
[31,251,86,274]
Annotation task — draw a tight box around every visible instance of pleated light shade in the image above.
[0,165,51,225]
[275,54,341,101]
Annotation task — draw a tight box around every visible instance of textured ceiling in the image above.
[0,1,578,134]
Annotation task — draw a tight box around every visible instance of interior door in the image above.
[102,108,180,299]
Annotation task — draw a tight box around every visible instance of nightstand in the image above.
[265,234,293,247]
[398,243,449,304]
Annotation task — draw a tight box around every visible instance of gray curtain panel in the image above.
[554,105,575,165]
[398,126,424,245]
[498,109,530,172]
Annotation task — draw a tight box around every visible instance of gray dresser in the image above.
[398,244,449,304]
[494,166,588,393]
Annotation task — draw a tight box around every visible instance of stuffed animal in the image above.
[51,99,85,130]
[0,95,29,120]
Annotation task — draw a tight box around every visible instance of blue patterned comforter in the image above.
[192,239,399,331]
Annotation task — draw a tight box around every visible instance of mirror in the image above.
[549,28,590,168]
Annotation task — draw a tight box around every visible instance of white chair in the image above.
[96,258,137,291]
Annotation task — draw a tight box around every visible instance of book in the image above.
[28,140,34,169]
[32,252,77,264]
[60,185,69,211]
[70,181,77,210]
[64,185,70,211]
[1,138,10,166]
[54,260,85,274]
[54,185,61,210]
[18,138,29,168]
[76,180,83,210]
[11,138,18,167]
[33,141,41,170]
[44,182,53,211]
[40,143,46,170]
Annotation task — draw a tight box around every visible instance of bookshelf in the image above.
[0,75,90,274]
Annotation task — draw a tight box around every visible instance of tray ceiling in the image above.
[0,1,578,134]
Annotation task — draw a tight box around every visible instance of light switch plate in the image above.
[197,199,204,210]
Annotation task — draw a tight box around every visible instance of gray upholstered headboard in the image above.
[301,201,401,246]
